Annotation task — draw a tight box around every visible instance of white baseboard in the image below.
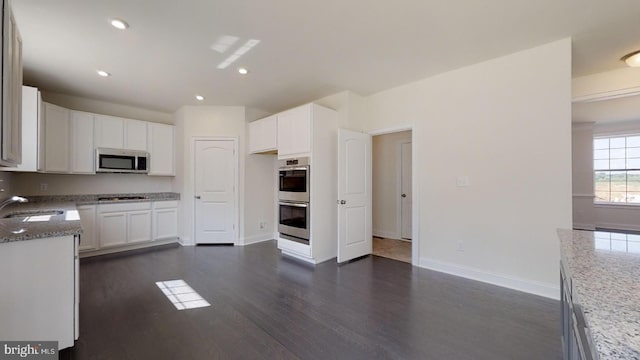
[178,236,194,246]
[596,222,640,232]
[573,223,595,231]
[240,233,276,246]
[373,229,401,240]
[418,257,560,300]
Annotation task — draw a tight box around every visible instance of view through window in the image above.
[594,135,640,203]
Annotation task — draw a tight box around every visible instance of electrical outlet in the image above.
[40,183,48,191]
[259,221,266,229]
[456,241,464,252]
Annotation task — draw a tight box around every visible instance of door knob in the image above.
[195,195,201,199]
[340,200,346,205]
[401,194,407,198]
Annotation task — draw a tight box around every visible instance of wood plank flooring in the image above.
[60,241,561,359]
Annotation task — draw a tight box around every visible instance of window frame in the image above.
[593,134,640,205]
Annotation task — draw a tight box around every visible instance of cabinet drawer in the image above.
[98,202,151,213]
[153,200,178,209]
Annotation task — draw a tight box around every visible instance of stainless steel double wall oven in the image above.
[278,158,310,244]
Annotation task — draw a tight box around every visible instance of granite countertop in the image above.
[0,201,82,243]
[0,193,180,243]
[558,229,640,359]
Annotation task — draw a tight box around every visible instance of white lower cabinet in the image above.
[97,211,127,248]
[77,205,97,251]
[97,202,151,248]
[153,200,178,239]
[82,200,177,254]
[128,210,152,243]
[0,235,76,349]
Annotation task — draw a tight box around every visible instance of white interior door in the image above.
[337,129,372,263]
[401,141,412,240]
[194,139,236,244]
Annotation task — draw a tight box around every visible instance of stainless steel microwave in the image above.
[96,148,149,173]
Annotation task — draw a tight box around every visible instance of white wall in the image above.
[41,91,173,124]
[174,105,276,246]
[352,38,572,298]
[372,130,412,239]
[572,123,595,229]
[12,173,172,195]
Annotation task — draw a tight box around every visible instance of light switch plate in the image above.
[456,176,470,187]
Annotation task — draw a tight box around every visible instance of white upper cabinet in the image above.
[0,0,22,167]
[94,115,124,149]
[124,119,147,151]
[277,105,312,159]
[70,111,95,174]
[249,115,277,154]
[42,102,71,173]
[95,115,148,151]
[3,86,39,172]
[147,122,175,176]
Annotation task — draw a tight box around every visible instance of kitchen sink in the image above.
[3,209,64,218]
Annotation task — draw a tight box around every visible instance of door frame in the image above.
[369,125,419,265]
[191,136,239,245]
[397,139,412,240]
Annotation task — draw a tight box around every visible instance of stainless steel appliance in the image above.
[278,158,310,202]
[278,201,310,244]
[96,148,149,173]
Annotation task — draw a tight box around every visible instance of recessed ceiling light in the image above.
[622,50,640,67]
[96,70,111,77]
[195,95,204,101]
[110,18,129,30]
[238,68,249,75]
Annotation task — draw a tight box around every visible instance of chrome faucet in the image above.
[0,195,28,210]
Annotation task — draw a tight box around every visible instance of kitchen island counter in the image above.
[558,228,640,359]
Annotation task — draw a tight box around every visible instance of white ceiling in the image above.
[12,0,640,114]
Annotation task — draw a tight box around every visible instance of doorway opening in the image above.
[371,130,412,263]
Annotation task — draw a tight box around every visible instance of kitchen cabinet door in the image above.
[94,115,124,149]
[97,211,127,247]
[0,1,22,167]
[249,115,277,154]
[70,111,95,174]
[0,235,75,350]
[128,210,152,243]
[125,119,147,151]
[277,105,311,159]
[153,201,178,240]
[147,122,175,176]
[42,102,71,173]
[3,86,39,172]
[77,205,97,251]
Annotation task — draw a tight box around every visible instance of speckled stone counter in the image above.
[0,201,82,243]
[25,192,180,205]
[558,229,640,359]
[0,193,180,243]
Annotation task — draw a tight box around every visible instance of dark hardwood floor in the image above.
[61,241,561,359]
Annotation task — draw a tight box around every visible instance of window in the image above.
[594,135,640,203]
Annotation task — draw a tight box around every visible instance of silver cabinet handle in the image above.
[195,196,201,199]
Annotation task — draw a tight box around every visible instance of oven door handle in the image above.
[279,202,308,208]
[280,167,309,172]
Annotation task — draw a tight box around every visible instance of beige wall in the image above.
[372,130,411,239]
[0,171,15,198]
[12,173,172,195]
[572,123,596,229]
[41,91,173,124]
[174,105,276,246]
[352,38,572,298]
